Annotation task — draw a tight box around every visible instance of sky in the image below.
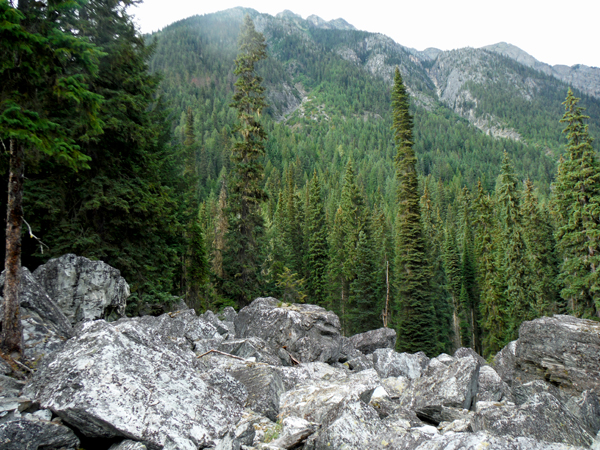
[132,0,600,68]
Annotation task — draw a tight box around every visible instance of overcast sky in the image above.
[132,0,600,68]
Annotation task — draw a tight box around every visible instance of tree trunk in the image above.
[1,139,24,357]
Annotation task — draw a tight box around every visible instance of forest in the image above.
[1,1,599,359]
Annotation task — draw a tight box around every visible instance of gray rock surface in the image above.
[33,254,130,324]
[515,315,600,395]
[494,340,518,386]
[348,327,397,354]
[472,392,594,447]
[234,298,341,364]
[0,417,80,450]
[454,347,487,366]
[218,337,289,366]
[269,416,317,449]
[109,441,148,450]
[23,319,243,450]
[0,268,73,362]
[409,355,480,424]
[477,365,512,402]
[229,365,285,421]
[372,349,429,379]
[565,390,600,436]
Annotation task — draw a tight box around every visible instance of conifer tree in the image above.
[306,171,329,305]
[443,225,464,350]
[552,89,600,318]
[223,15,269,306]
[349,229,379,333]
[391,68,437,355]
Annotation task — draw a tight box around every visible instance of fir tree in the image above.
[391,68,437,355]
[552,89,600,318]
[223,15,269,306]
[349,229,379,333]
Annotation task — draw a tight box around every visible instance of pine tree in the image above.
[349,228,379,333]
[187,211,210,312]
[306,171,329,305]
[443,225,463,350]
[552,89,600,318]
[391,68,437,355]
[223,15,269,306]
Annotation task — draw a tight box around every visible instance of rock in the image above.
[33,254,130,324]
[565,390,600,436]
[343,353,374,372]
[454,347,487,366]
[0,268,73,362]
[109,441,148,450]
[376,430,591,450]
[203,310,235,337]
[218,337,288,366]
[0,376,25,398]
[493,340,518,386]
[437,418,472,433]
[348,327,397,354]
[234,298,341,364]
[303,399,386,450]
[478,365,512,402]
[229,365,285,422]
[372,349,429,379]
[409,355,480,424]
[512,380,563,405]
[279,368,379,423]
[338,336,363,362]
[276,362,347,392]
[269,417,317,449]
[214,419,255,450]
[515,315,600,396]
[430,353,455,366]
[219,307,237,323]
[23,319,243,450]
[472,392,595,447]
[0,417,80,450]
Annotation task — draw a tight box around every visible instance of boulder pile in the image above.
[1,255,599,450]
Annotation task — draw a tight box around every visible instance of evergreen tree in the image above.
[1,0,103,355]
[306,171,329,305]
[552,89,600,318]
[349,228,379,333]
[443,225,463,350]
[222,15,269,306]
[391,68,437,355]
[187,211,210,312]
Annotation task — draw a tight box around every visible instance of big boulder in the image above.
[0,268,72,362]
[23,318,243,450]
[515,315,600,396]
[348,327,397,355]
[234,298,341,364]
[0,416,80,450]
[33,254,130,324]
[372,349,429,379]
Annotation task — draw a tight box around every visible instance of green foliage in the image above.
[552,89,600,318]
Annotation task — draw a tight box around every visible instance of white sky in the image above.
[132,0,600,68]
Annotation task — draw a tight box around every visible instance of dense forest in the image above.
[2,2,599,358]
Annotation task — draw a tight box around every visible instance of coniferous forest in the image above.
[2,3,600,358]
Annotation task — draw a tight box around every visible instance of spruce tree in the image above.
[223,15,269,306]
[306,171,329,306]
[391,68,437,355]
[349,229,379,334]
[552,89,600,318]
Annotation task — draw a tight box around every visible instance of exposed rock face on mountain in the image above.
[483,42,600,99]
[2,259,600,450]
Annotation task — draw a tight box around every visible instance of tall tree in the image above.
[306,171,329,305]
[391,68,437,355]
[222,15,269,306]
[1,0,103,356]
[552,89,600,318]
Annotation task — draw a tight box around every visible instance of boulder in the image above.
[408,355,480,424]
[276,361,347,392]
[0,268,73,362]
[234,298,341,364]
[454,347,487,366]
[493,340,518,386]
[217,337,289,366]
[109,441,148,450]
[303,399,386,450]
[472,393,595,447]
[33,254,129,324]
[515,315,600,396]
[477,365,512,402]
[0,376,25,398]
[372,349,429,379]
[512,380,563,405]
[279,368,379,423]
[348,327,397,354]
[565,390,600,436]
[269,417,318,449]
[229,365,285,422]
[0,416,80,450]
[23,319,243,450]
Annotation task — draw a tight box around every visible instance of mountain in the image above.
[483,42,600,99]
[147,7,600,202]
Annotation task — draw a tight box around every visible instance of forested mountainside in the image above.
[4,4,600,360]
